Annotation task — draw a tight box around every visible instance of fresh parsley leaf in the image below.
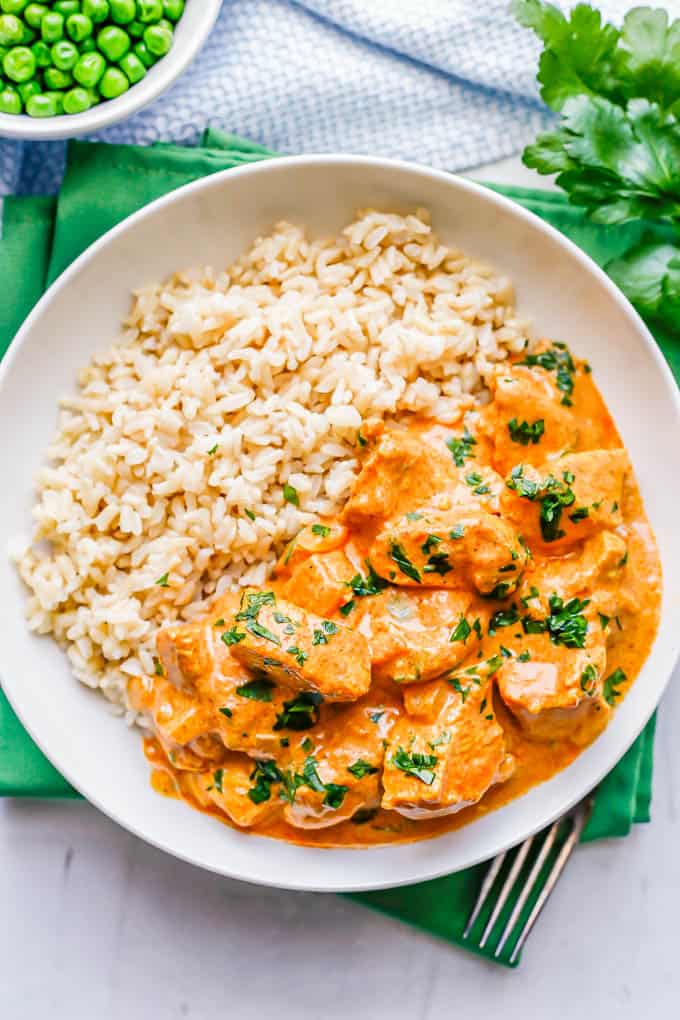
[339,600,356,617]
[283,483,300,506]
[213,768,224,794]
[248,760,283,804]
[446,427,477,467]
[286,645,308,667]
[311,523,331,538]
[244,508,256,521]
[389,542,422,583]
[392,747,438,785]
[219,706,233,718]
[603,667,627,706]
[221,626,246,646]
[153,657,163,677]
[450,616,472,643]
[155,573,169,587]
[508,417,545,445]
[236,678,275,702]
[236,590,276,622]
[247,621,281,646]
[347,759,379,779]
[273,691,323,731]
[207,443,218,455]
[348,563,389,597]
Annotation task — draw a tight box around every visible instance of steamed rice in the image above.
[16,209,531,713]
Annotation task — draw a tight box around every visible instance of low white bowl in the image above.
[0,156,679,892]
[0,0,222,141]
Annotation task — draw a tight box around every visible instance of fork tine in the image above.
[479,834,535,948]
[508,798,592,965]
[493,819,560,958]
[462,850,507,938]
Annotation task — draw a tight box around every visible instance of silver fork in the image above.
[462,795,594,964]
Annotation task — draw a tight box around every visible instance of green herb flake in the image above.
[207,443,218,455]
[248,760,283,804]
[508,417,545,446]
[369,711,384,724]
[389,542,422,583]
[392,747,438,785]
[347,759,379,779]
[421,534,442,555]
[450,616,472,643]
[153,657,164,677]
[155,573,170,587]
[247,620,282,646]
[221,626,247,647]
[603,667,627,707]
[219,706,233,719]
[518,649,531,662]
[446,427,477,467]
[235,590,276,622]
[283,483,300,507]
[580,663,599,696]
[244,509,256,521]
[236,678,276,702]
[213,768,224,794]
[311,523,331,538]
[273,691,323,731]
[348,563,389,597]
[286,645,308,667]
[449,524,466,540]
[339,600,356,617]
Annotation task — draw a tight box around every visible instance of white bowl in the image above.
[0,156,679,893]
[0,0,222,141]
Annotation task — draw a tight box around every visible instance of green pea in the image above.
[0,14,24,45]
[41,12,64,43]
[127,18,143,37]
[3,44,35,81]
[24,3,47,29]
[51,39,78,69]
[143,22,171,56]
[132,39,155,66]
[96,24,129,61]
[63,84,91,113]
[98,64,128,98]
[80,35,95,51]
[73,48,104,85]
[44,65,72,88]
[162,0,184,22]
[53,1,81,15]
[0,83,21,113]
[119,49,145,83]
[0,0,29,15]
[26,90,58,116]
[0,42,7,60]
[43,89,64,112]
[19,23,35,43]
[17,75,39,101]
[110,0,135,24]
[66,13,93,42]
[138,0,163,22]
[30,38,50,65]
[82,0,108,23]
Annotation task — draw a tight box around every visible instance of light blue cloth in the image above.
[1,0,631,195]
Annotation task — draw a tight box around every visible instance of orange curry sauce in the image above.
[130,345,661,848]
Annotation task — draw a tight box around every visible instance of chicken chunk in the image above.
[483,363,578,474]
[382,665,514,818]
[194,755,284,829]
[501,449,628,551]
[518,531,628,618]
[275,521,348,578]
[281,549,354,616]
[496,627,609,744]
[355,587,484,684]
[368,504,526,596]
[342,429,459,527]
[226,588,371,701]
[282,701,391,829]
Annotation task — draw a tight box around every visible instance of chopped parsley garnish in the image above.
[500,645,513,658]
[389,542,422,583]
[507,464,576,542]
[421,534,441,555]
[518,649,531,662]
[618,551,629,568]
[392,747,438,785]
[286,645,308,667]
[155,573,169,587]
[347,759,379,780]
[274,612,296,634]
[247,620,281,646]
[428,731,451,749]
[485,581,512,600]
[465,471,491,495]
[214,618,225,627]
[221,626,246,646]
[406,511,423,521]
[446,427,476,467]
[603,668,627,707]
[323,784,349,809]
[450,616,472,643]
[244,509,256,521]
[248,760,283,804]
[450,677,471,702]
[236,590,276,622]
[521,586,540,608]
[339,600,356,617]
[283,755,349,809]
[472,618,483,640]
[213,768,224,794]
[283,483,300,506]
[522,595,590,649]
[301,737,314,753]
[219,706,233,718]
[312,523,331,538]
[580,663,598,696]
[236,678,276,702]
[569,506,590,523]
[489,606,520,633]
[369,711,384,724]
[520,344,575,406]
[449,524,466,540]
[273,691,323,731]
[347,563,389,597]
[508,418,545,446]
[357,430,367,447]
[312,620,339,646]
[153,657,163,677]
[207,444,218,455]
[423,551,453,576]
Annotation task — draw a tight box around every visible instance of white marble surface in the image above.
[2,156,679,1019]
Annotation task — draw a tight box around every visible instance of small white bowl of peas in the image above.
[0,0,222,139]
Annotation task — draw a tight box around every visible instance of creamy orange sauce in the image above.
[131,346,662,848]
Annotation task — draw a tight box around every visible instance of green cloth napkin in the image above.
[0,134,672,966]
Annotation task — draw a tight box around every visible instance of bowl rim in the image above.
[1,153,679,892]
[0,0,222,141]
